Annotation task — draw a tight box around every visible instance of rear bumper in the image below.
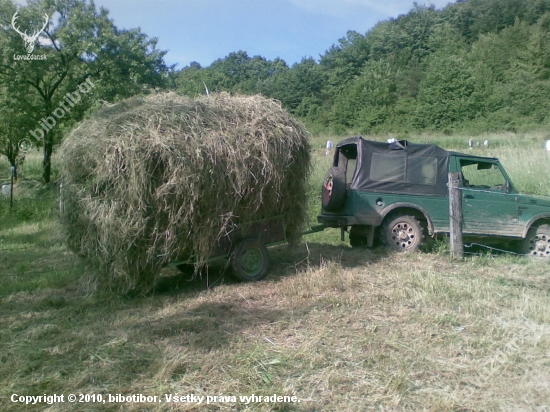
[317,214,356,227]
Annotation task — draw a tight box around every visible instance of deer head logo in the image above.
[11,12,49,54]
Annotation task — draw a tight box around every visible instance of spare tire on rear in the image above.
[322,166,346,212]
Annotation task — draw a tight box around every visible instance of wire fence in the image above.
[463,243,528,257]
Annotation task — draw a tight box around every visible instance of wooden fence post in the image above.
[10,166,14,212]
[59,182,64,218]
[448,172,463,259]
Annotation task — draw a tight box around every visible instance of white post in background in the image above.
[325,140,333,156]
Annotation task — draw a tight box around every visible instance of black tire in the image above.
[520,224,550,257]
[382,215,425,252]
[231,239,270,281]
[176,263,194,274]
[349,225,380,248]
[322,167,346,212]
[349,226,367,248]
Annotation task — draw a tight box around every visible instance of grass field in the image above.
[1,133,549,411]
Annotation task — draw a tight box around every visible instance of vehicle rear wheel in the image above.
[231,238,270,281]
[349,225,380,248]
[382,215,424,252]
[349,226,367,248]
[520,224,550,257]
[322,167,346,212]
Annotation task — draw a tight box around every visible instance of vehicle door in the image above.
[459,159,521,236]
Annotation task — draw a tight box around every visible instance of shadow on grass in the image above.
[146,299,289,351]
[154,239,390,297]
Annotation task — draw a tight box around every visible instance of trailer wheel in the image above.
[322,167,346,212]
[231,239,270,281]
[382,215,424,252]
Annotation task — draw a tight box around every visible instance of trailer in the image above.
[170,216,326,282]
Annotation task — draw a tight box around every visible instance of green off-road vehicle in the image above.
[318,137,550,257]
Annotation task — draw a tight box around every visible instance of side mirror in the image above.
[504,181,511,193]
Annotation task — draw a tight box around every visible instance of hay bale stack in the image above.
[60,92,310,293]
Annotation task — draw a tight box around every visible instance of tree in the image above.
[260,57,325,114]
[0,85,34,179]
[176,61,222,96]
[415,56,479,129]
[0,0,169,183]
[329,60,397,131]
[176,52,289,98]
[320,30,370,95]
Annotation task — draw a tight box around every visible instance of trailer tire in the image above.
[231,239,270,281]
[322,167,346,212]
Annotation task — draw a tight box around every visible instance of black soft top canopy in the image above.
[334,137,476,196]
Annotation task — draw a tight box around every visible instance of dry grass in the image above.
[59,92,310,294]
[1,217,549,411]
[1,131,550,411]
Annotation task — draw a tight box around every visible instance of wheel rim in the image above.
[527,233,550,257]
[323,176,334,203]
[240,247,264,276]
[390,221,418,250]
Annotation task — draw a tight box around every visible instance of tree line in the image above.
[175,0,550,136]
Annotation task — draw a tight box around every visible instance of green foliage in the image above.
[415,56,480,129]
[260,57,325,114]
[329,60,397,131]
[0,0,170,182]
[170,0,550,135]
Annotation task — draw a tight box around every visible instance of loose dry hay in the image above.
[59,92,311,293]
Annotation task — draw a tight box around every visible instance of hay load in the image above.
[60,92,311,293]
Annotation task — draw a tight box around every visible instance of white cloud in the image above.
[288,0,453,19]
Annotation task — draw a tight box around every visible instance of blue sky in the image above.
[91,0,456,69]
[26,0,455,69]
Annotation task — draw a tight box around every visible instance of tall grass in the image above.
[0,151,60,220]
[0,150,60,183]
[488,148,550,196]
[305,149,333,226]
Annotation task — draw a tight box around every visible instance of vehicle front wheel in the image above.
[382,215,425,252]
[231,239,270,281]
[520,224,550,257]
